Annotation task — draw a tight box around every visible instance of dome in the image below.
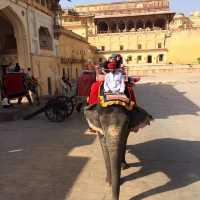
[174,13,185,19]
[192,11,200,17]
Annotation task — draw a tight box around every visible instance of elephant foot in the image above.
[121,161,130,170]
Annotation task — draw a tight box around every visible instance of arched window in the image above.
[136,20,144,30]
[110,22,117,33]
[145,20,153,29]
[39,27,53,50]
[127,20,134,31]
[154,18,166,29]
[118,21,125,32]
[0,16,17,55]
[98,22,108,33]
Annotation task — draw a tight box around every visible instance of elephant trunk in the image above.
[110,149,121,200]
[107,129,123,200]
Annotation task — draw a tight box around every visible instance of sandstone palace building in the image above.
[0,0,96,95]
[1,0,200,96]
[62,0,200,66]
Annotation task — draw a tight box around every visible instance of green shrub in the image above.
[197,57,200,64]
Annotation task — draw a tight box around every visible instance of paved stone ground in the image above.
[0,72,200,200]
[0,96,53,122]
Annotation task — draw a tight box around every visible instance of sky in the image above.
[60,0,200,16]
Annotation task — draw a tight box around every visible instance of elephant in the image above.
[84,104,153,200]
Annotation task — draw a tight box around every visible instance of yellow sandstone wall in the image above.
[89,29,200,65]
[59,31,96,80]
[167,29,200,64]
[70,27,87,39]
[32,54,59,96]
[88,31,167,65]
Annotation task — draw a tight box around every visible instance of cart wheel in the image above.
[56,96,74,117]
[44,98,68,122]
[76,102,83,112]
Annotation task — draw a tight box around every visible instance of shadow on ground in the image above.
[0,113,96,200]
[121,138,200,200]
[135,83,200,119]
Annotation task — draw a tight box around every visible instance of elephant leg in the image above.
[98,133,112,186]
[121,130,130,170]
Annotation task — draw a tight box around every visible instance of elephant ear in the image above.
[129,105,154,132]
[84,105,103,134]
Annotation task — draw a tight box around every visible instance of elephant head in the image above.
[84,104,153,200]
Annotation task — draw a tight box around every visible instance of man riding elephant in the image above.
[84,55,153,200]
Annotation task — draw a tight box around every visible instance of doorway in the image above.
[147,55,152,64]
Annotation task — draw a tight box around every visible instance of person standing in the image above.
[60,76,72,97]
[0,65,12,107]
[14,63,21,72]
[25,67,40,105]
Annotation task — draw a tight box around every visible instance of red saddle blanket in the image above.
[88,81,136,111]
[2,73,28,98]
[77,72,96,97]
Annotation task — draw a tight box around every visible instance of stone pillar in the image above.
[107,22,110,33]
[133,22,136,30]
[116,23,119,33]
[95,23,98,34]
[125,20,128,32]
[166,19,169,30]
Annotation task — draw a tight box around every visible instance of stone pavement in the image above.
[138,72,200,84]
[0,96,53,122]
[0,72,200,200]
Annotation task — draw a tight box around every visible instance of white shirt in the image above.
[104,71,125,93]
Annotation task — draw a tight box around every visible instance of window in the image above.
[76,68,78,79]
[120,45,124,51]
[62,68,66,77]
[138,44,142,49]
[118,21,125,32]
[99,58,103,63]
[127,55,132,61]
[47,77,52,95]
[110,22,117,33]
[101,46,105,51]
[39,27,52,50]
[158,43,162,48]
[158,54,164,62]
[147,55,152,63]
[98,22,108,33]
[155,18,166,30]
[137,56,142,63]
[136,21,144,30]
[41,0,46,6]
